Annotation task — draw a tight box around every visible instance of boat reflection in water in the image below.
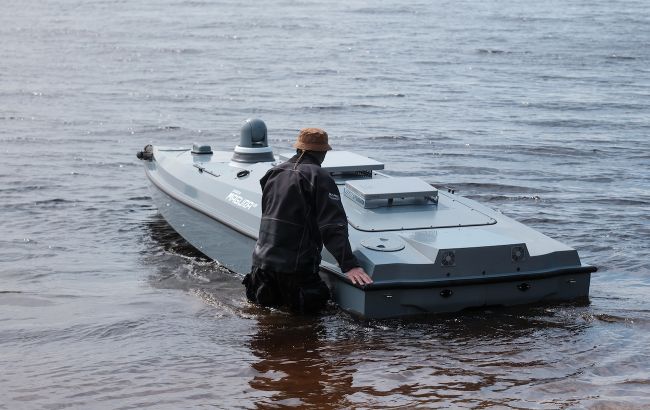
[142,212,597,408]
[248,314,354,408]
[245,306,593,408]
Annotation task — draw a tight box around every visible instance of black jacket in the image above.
[252,152,359,273]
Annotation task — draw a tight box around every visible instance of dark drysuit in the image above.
[243,152,359,312]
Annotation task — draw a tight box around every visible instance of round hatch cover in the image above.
[361,236,405,252]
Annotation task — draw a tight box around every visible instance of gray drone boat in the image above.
[137,119,596,319]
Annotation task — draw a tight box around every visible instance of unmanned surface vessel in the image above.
[137,119,596,319]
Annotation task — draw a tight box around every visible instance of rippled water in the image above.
[2,0,649,408]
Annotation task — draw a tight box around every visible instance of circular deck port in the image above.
[361,235,405,252]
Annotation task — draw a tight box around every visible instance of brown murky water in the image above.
[2,0,649,408]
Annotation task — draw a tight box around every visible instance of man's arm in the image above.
[315,174,372,285]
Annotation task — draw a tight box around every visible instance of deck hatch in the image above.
[344,190,496,232]
[344,177,438,209]
[279,151,384,173]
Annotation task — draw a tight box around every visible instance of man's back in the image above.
[243,127,372,313]
[252,152,357,274]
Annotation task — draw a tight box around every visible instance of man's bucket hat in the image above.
[293,128,332,152]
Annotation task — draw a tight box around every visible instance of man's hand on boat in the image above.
[346,267,373,285]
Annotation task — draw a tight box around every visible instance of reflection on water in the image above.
[143,214,250,317]
[243,304,602,408]
[249,314,353,409]
[143,213,209,261]
[140,214,649,408]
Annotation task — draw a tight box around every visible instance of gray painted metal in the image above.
[344,177,438,208]
[360,235,406,252]
[191,143,213,154]
[345,177,436,201]
[343,192,496,231]
[280,151,384,173]
[141,144,596,319]
[239,118,268,148]
[232,118,275,163]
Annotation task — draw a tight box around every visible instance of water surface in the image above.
[1,0,649,408]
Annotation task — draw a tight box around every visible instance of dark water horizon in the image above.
[2,0,649,408]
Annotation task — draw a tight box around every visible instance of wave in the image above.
[495,144,599,157]
[301,104,382,111]
[442,165,502,175]
[156,47,202,55]
[450,182,549,194]
[606,54,637,61]
[369,135,417,141]
[477,48,509,55]
[351,6,419,15]
[470,194,544,203]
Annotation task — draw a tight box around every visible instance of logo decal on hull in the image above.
[226,189,258,210]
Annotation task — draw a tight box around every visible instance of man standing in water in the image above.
[243,128,373,313]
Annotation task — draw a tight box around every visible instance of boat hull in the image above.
[148,169,256,273]
[324,267,591,319]
[140,145,596,319]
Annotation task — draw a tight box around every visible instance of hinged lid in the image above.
[279,151,384,173]
[344,177,438,208]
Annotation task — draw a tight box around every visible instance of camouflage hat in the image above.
[293,128,332,152]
